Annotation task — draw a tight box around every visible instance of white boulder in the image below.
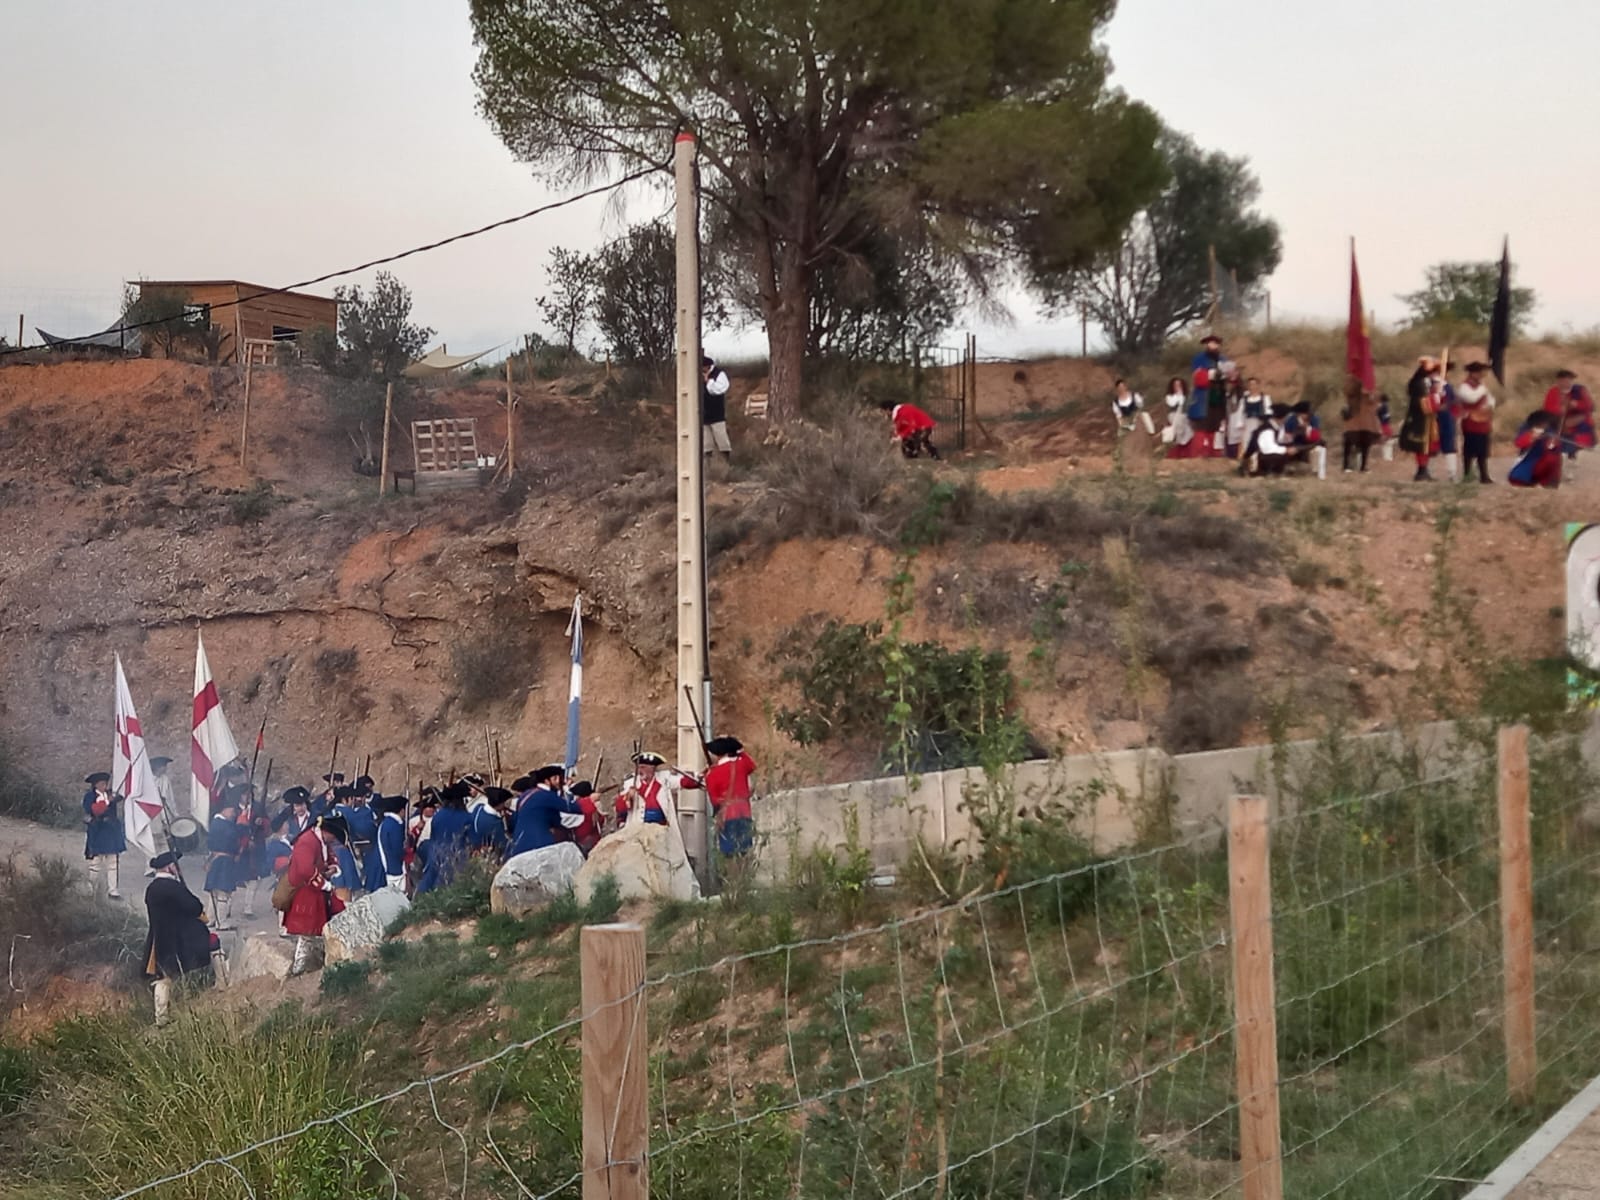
[575,821,700,906]
[491,843,587,917]
[325,889,411,964]
[230,933,295,987]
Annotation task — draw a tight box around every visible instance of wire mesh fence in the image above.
[44,724,1600,1200]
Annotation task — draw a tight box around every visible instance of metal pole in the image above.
[673,131,710,892]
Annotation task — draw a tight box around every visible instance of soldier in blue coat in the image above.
[509,766,583,857]
[82,771,127,900]
[416,783,473,894]
[468,787,514,857]
[203,798,243,920]
[364,794,409,894]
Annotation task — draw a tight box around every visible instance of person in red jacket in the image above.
[703,737,757,861]
[881,401,941,460]
[283,815,347,975]
[1543,369,1597,459]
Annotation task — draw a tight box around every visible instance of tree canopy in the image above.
[470,0,1164,419]
[308,271,434,383]
[1046,131,1282,353]
[1401,261,1535,334]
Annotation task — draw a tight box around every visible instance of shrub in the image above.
[754,413,901,542]
[449,609,538,711]
[0,1042,40,1115]
[0,738,73,826]
[319,960,372,997]
[228,480,280,524]
[770,617,1031,770]
[1161,674,1256,753]
[311,646,358,687]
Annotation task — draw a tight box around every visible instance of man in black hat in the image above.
[284,815,348,975]
[469,785,514,856]
[142,850,221,1027]
[702,355,733,460]
[704,737,758,863]
[508,765,584,856]
[82,771,126,900]
[364,793,409,895]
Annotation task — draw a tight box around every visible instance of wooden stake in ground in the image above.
[15,314,21,351]
[1498,723,1536,1104]
[239,357,253,470]
[504,356,517,478]
[378,382,394,496]
[1229,794,1283,1200]
[581,923,648,1200]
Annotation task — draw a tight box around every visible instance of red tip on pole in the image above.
[675,131,696,143]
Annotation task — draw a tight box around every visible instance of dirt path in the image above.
[1,816,283,942]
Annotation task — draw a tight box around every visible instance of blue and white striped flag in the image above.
[564,593,583,772]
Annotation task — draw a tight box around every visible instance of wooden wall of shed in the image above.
[235,293,337,347]
[138,282,241,363]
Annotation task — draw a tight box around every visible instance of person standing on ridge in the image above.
[702,355,733,460]
[141,850,220,1027]
[82,771,125,900]
[1457,361,1497,483]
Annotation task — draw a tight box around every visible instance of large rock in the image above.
[491,843,586,917]
[325,889,411,964]
[230,933,295,987]
[575,821,701,906]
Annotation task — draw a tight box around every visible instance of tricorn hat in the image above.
[461,772,486,788]
[509,775,534,792]
[322,772,345,785]
[483,786,514,809]
[532,764,566,785]
[706,736,743,757]
[284,786,311,805]
[1464,361,1490,373]
[632,751,666,767]
[85,771,110,785]
[571,781,596,798]
[316,815,349,844]
[150,850,181,870]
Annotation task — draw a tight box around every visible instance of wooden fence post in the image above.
[1499,723,1536,1104]
[1229,794,1283,1200]
[504,357,517,477]
[582,923,648,1200]
[378,382,394,496]
[239,356,253,470]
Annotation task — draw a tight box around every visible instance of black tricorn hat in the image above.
[706,736,743,757]
[85,771,111,785]
[461,772,487,788]
[632,752,666,767]
[284,786,311,805]
[532,764,566,785]
[150,850,181,870]
[571,781,595,798]
[322,772,345,784]
[484,786,514,808]
[316,815,349,844]
[372,793,407,815]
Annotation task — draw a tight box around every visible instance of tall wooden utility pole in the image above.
[673,130,710,890]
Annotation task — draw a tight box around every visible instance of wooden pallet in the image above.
[414,467,487,492]
[412,418,480,472]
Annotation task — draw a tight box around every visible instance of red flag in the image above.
[1346,240,1376,392]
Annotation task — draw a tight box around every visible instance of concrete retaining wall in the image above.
[752,721,1479,882]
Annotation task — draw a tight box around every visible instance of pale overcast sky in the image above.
[2,1,1594,358]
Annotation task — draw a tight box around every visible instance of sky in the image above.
[2,0,1595,359]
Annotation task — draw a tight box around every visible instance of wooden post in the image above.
[378,382,394,496]
[1265,291,1273,331]
[504,357,516,477]
[1229,794,1283,1200]
[581,923,648,1200]
[239,357,253,470]
[1080,308,1088,357]
[1499,723,1536,1104]
[15,314,22,350]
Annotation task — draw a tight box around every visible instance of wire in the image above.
[2,160,668,358]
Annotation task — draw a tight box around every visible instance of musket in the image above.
[362,753,372,781]
[249,712,268,781]
[682,685,712,764]
[326,733,341,791]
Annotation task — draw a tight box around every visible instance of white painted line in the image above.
[1464,1074,1600,1199]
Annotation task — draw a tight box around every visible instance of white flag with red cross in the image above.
[190,631,239,826]
[113,655,161,856]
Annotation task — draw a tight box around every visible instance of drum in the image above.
[168,817,203,855]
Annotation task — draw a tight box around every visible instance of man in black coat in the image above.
[141,851,219,1026]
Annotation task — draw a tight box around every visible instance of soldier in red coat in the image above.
[283,815,347,975]
[1543,369,1597,458]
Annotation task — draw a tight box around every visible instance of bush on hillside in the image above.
[0,738,73,827]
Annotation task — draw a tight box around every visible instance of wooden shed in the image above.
[134,280,337,365]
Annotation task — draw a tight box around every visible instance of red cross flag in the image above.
[113,655,162,856]
[190,631,239,825]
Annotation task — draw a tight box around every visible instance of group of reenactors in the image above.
[88,737,759,1021]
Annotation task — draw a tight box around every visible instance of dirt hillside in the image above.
[0,338,1594,801]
